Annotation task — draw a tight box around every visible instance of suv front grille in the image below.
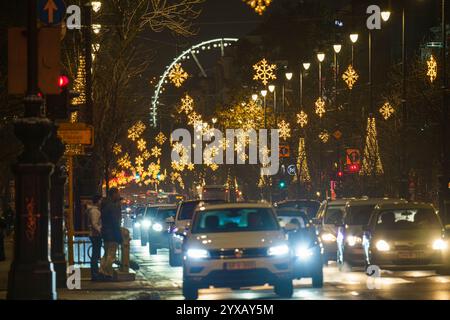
[209,248,268,259]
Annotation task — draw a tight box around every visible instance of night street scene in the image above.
[1,0,450,307]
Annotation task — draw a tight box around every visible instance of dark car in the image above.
[147,205,177,255]
[275,199,321,220]
[276,208,324,288]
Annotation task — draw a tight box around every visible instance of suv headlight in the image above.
[376,240,390,252]
[347,235,362,247]
[134,222,141,228]
[186,248,209,259]
[268,244,289,256]
[142,220,152,229]
[152,223,163,232]
[321,233,336,242]
[295,246,314,260]
[432,239,448,250]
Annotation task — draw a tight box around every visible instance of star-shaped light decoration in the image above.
[128,121,146,141]
[426,55,437,83]
[187,163,195,171]
[168,63,188,87]
[178,94,194,114]
[253,58,277,86]
[342,64,359,89]
[151,146,162,158]
[278,120,291,140]
[319,130,329,143]
[137,138,146,152]
[315,97,326,118]
[296,110,308,128]
[155,132,167,145]
[243,0,273,15]
[113,143,122,155]
[379,102,395,120]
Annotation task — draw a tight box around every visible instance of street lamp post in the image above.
[268,84,276,123]
[7,0,56,300]
[261,89,268,128]
[333,44,342,111]
[316,52,325,198]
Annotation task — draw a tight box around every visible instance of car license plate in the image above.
[224,261,256,270]
[398,251,422,259]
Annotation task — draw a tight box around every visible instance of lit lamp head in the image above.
[268,84,275,93]
[91,1,102,13]
[251,94,258,101]
[285,72,293,81]
[349,33,359,44]
[381,10,391,22]
[333,44,342,54]
[316,52,325,63]
[302,62,311,71]
[260,89,268,97]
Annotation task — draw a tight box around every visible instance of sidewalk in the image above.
[0,237,163,300]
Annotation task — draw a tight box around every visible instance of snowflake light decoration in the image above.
[210,163,219,171]
[342,64,359,89]
[379,102,395,120]
[427,55,437,83]
[142,150,151,160]
[187,163,195,171]
[137,138,146,152]
[128,121,146,141]
[155,132,167,145]
[113,143,122,155]
[117,153,131,169]
[253,58,277,86]
[188,112,202,126]
[315,97,326,118]
[151,146,162,158]
[277,120,291,140]
[135,156,144,167]
[243,0,272,15]
[296,110,308,128]
[319,130,329,143]
[178,94,194,114]
[168,63,188,87]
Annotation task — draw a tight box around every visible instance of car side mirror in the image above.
[284,223,298,232]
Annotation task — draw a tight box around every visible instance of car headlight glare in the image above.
[142,220,152,229]
[186,248,209,259]
[376,240,390,252]
[432,239,448,250]
[295,246,314,260]
[152,223,163,232]
[134,222,141,228]
[321,233,336,242]
[268,244,290,256]
[347,235,362,247]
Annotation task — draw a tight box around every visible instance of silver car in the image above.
[363,202,450,271]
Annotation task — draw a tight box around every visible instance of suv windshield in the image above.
[375,209,441,230]
[345,205,376,225]
[277,201,320,219]
[156,208,176,221]
[324,206,344,225]
[276,209,307,229]
[192,208,279,233]
[178,200,224,220]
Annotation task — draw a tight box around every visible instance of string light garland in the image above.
[342,64,359,89]
[296,110,308,128]
[253,58,277,86]
[379,102,395,120]
[72,55,86,105]
[296,138,311,182]
[243,0,273,15]
[168,63,188,87]
[315,97,326,118]
[360,117,384,176]
[426,55,437,83]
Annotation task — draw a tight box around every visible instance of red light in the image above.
[337,171,344,178]
[58,75,70,88]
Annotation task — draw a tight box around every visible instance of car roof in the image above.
[346,198,407,207]
[195,202,273,211]
[374,202,435,211]
[157,205,177,210]
[326,199,352,205]
[277,199,320,204]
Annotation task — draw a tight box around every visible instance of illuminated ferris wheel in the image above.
[150,37,239,127]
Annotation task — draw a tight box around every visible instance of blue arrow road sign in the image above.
[38,0,66,26]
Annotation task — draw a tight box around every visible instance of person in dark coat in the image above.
[99,188,122,280]
[87,195,103,280]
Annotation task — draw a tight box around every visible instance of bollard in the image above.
[113,227,136,281]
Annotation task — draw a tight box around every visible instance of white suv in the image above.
[182,203,294,300]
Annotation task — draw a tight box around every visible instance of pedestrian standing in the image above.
[87,195,102,280]
[99,188,123,281]
[0,213,6,261]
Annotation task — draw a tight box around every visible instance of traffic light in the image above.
[279,180,286,189]
[345,163,360,174]
[46,75,80,121]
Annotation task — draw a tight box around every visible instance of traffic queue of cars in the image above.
[129,195,450,300]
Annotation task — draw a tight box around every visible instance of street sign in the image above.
[333,130,342,140]
[287,165,296,176]
[346,148,361,165]
[58,123,94,146]
[38,0,66,26]
[8,27,61,95]
[279,144,290,158]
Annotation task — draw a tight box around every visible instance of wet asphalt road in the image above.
[130,240,450,300]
